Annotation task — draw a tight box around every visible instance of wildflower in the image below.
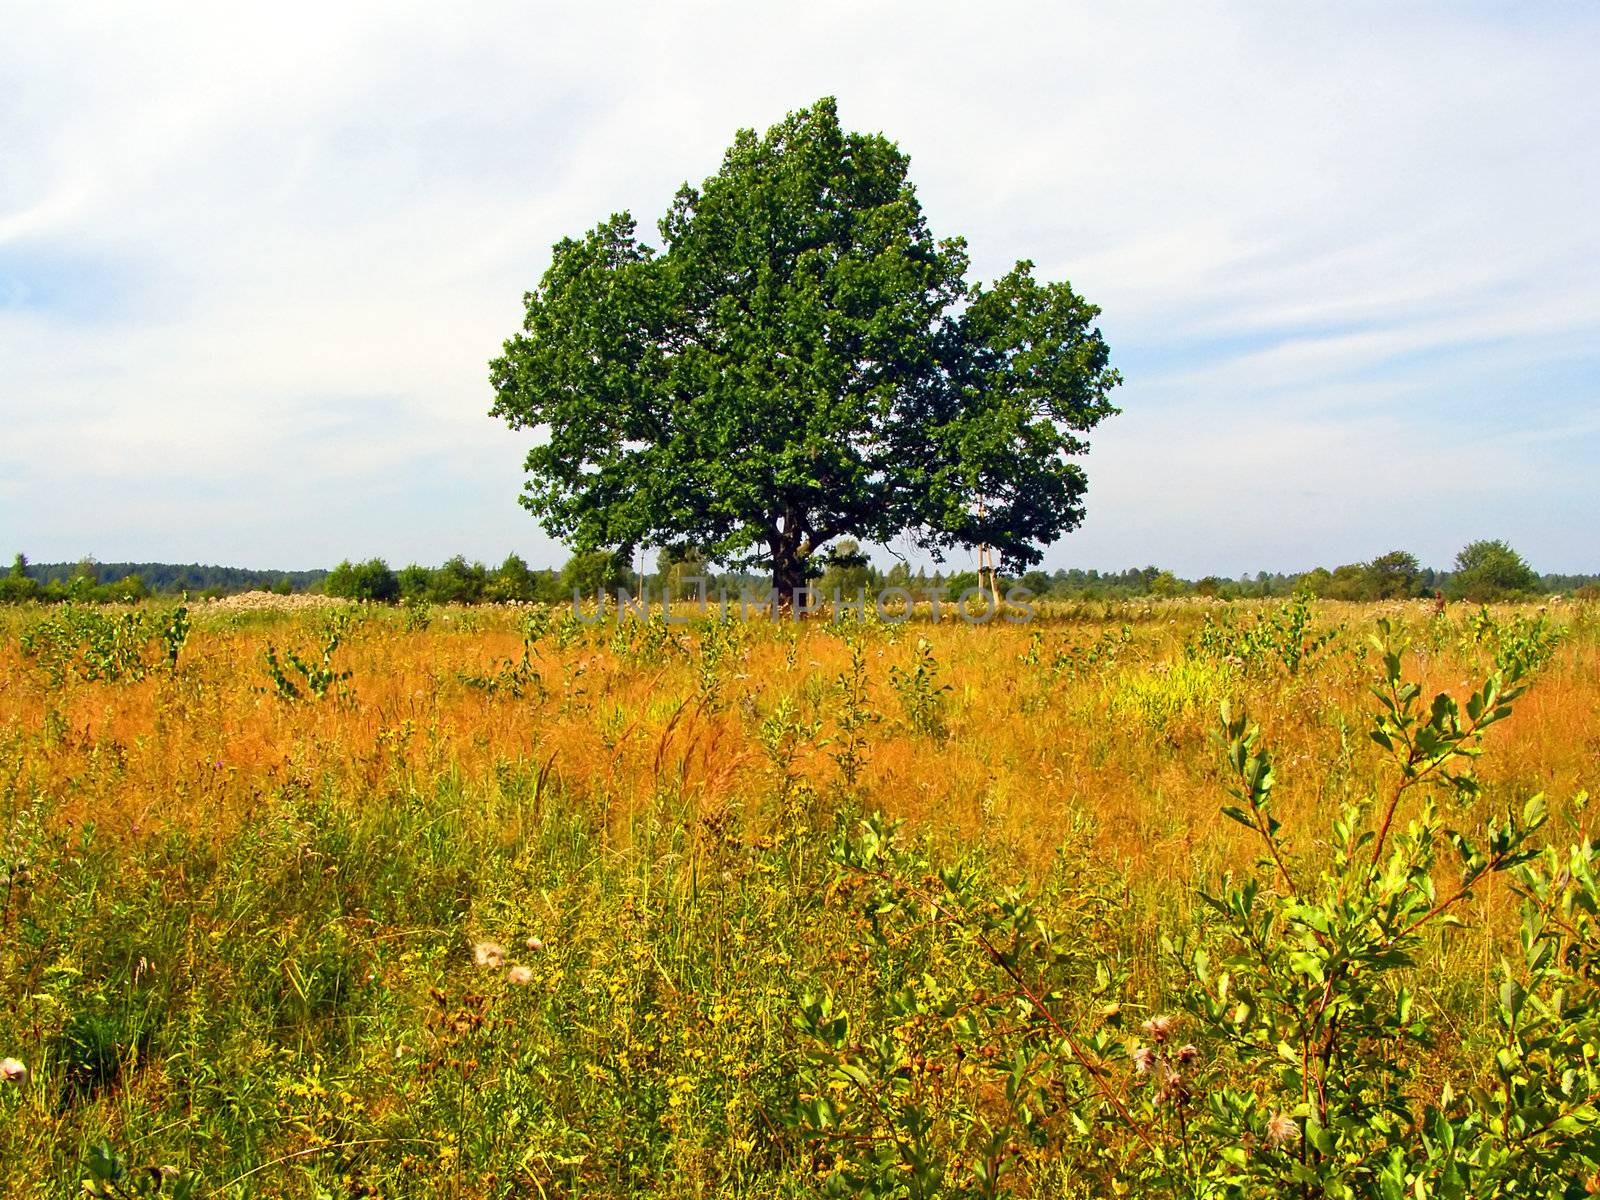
[1156,1068,1190,1107]
[473,941,506,969]
[1132,1046,1156,1076]
[1266,1110,1300,1148]
[0,1058,26,1085]
[1142,1014,1176,1043]
[507,964,532,985]
[1176,1043,1200,1065]
[525,936,544,952]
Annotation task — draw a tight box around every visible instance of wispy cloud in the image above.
[2,1,1595,573]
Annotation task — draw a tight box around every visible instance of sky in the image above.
[2,2,1597,578]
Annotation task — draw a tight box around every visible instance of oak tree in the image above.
[490,98,1120,602]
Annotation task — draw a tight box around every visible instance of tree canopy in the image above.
[1449,539,1538,602]
[325,558,400,604]
[489,97,1121,600]
[1366,550,1423,599]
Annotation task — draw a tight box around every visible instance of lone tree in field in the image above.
[489,97,1121,602]
[1449,539,1539,602]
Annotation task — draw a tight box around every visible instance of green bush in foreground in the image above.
[797,620,1600,1198]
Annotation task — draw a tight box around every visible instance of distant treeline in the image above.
[4,541,1597,607]
[315,542,1597,607]
[0,556,327,604]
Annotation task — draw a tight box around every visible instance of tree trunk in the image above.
[770,541,808,613]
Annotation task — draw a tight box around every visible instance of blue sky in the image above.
[2,2,1596,576]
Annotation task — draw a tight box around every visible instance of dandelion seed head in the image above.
[525,936,544,952]
[507,964,532,985]
[473,941,506,969]
[0,1058,27,1085]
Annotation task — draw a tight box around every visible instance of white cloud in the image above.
[1,1,1596,572]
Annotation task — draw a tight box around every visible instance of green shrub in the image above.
[799,618,1600,1198]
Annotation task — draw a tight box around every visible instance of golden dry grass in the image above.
[6,598,1592,882]
[0,595,1594,1195]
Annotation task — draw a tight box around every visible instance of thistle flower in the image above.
[1156,1068,1190,1107]
[473,941,506,969]
[1142,1014,1176,1043]
[1266,1110,1300,1148]
[507,964,532,985]
[1176,1043,1200,1065]
[1132,1046,1157,1076]
[0,1058,27,1085]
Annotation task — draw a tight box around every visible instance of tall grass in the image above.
[0,598,1593,1195]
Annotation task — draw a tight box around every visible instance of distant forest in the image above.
[3,543,1598,607]
[19,559,328,595]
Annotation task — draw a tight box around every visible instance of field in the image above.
[0,596,1596,1197]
